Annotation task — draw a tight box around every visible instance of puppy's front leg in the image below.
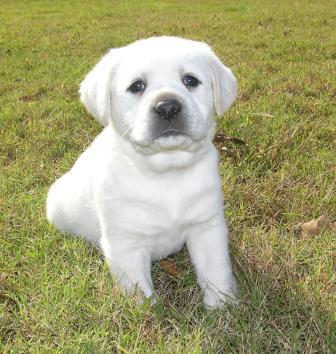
[186,218,236,308]
[100,236,155,302]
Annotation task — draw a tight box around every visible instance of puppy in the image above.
[47,36,238,308]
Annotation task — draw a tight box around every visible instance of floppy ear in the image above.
[79,49,122,126]
[208,53,238,117]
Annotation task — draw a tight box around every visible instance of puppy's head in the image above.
[80,37,237,156]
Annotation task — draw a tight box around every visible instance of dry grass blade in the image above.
[214,133,246,146]
[160,259,181,279]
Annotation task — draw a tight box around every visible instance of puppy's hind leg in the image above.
[46,175,72,232]
[46,174,101,247]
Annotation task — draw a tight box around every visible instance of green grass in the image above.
[1,0,335,352]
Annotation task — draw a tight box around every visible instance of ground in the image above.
[0,0,335,352]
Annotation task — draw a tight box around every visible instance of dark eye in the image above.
[183,74,200,88]
[128,80,145,93]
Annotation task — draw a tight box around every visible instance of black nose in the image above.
[154,99,182,120]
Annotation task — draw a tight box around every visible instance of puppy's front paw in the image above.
[203,289,237,309]
[117,283,157,306]
[203,280,238,309]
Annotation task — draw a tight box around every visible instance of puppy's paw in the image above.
[203,280,238,309]
[120,284,157,306]
[203,290,237,309]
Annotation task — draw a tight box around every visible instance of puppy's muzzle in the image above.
[152,99,188,138]
[154,99,182,121]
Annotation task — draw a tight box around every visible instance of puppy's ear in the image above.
[208,53,238,117]
[79,49,121,126]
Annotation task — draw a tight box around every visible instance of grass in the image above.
[1,0,335,352]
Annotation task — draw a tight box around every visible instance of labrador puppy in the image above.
[46,36,237,308]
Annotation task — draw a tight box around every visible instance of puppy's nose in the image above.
[154,100,182,120]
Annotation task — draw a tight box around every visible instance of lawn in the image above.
[1,0,335,352]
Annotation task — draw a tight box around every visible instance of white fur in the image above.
[47,36,237,308]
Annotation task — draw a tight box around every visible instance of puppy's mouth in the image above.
[130,127,205,155]
[158,128,188,138]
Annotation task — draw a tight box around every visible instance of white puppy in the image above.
[47,36,238,308]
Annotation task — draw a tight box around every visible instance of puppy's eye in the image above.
[128,80,146,93]
[183,74,200,88]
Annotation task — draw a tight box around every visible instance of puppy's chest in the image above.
[98,173,219,240]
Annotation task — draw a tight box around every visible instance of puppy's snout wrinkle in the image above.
[154,99,182,121]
